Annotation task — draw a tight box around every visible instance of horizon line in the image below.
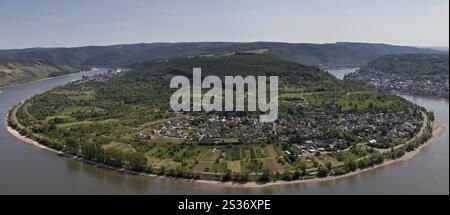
[1,41,448,51]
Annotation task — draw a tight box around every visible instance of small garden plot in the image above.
[194,161,213,172]
[210,149,222,161]
[173,147,201,161]
[151,158,181,169]
[227,161,241,173]
[195,148,213,161]
[145,147,168,159]
[211,161,227,173]
[223,138,240,143]
[149,137,185,145]
[265,144,279,158]
[254,146,269,158]
[264,158,284,173]
[225,147,241,161]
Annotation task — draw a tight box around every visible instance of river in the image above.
[0,68,448,194]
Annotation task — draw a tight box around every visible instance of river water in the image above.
[0,68,448,194]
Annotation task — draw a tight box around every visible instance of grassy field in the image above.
[67,94,94,101]
[227,161,241,173]
[103,141,134,153]
[150,137,185,145]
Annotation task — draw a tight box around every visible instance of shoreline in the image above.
[176,120,445,188]
[4,110,446,188]
[0,68,99,90]
[395,92,449,102]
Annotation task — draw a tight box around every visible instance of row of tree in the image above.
[63,138,147,171]
[316,152,385,178]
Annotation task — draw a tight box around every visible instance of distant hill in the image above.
[0,59,76,87]
[420,46,449,52]
[344,54,449,98]
[0,42,440,69]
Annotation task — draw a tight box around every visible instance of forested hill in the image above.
[349,54,449,76]
[87,54,378,113]
[0,59,76,87]
[0,42,440,69]
[344,54,449,98]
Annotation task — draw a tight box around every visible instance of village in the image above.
[344,54,449,99]
[80,68,126,83]
[357,75,449,98]
[135,108,422,157]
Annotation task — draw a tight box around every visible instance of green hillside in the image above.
[0,59,76,87]
[352,54,448,75]
[0,42,440,69]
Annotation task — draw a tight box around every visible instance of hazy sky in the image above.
[0,0,448,49]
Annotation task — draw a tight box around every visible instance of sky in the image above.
[0,0,448,49]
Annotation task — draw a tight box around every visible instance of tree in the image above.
[104,149,124,167]
[65,138,79,154]
[368,102,374,110]
[247,160,263,174]
[357,159,368,169]
[293,170,301,180]
[239,170,250,182]
[427,111,435,122]
[370,153,384,165]
[344,159,357,172]
[258,169,272,182]
[80,142,104,162]
[325,162,332,171]
[124,152,147,171]
[333,167,347,176]
[317,165,329,177]
[302,167,308,176]
[222,169,232,181]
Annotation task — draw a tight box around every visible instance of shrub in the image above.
[317,166,330,177]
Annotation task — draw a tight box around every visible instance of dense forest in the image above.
[0,42,441,69]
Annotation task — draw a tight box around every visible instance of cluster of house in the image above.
[285,141,327,157]
[341,112,421,138]
[134,109,421,153]
[278,110,420,140]
[134,118,190,141]
[346,73,449,98]
[281,110,421,156]
[142,115,268,143]
[80,68,124,83]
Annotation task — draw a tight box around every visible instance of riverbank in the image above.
[4,108,445,188]
[0,68,98,90]
[158,120,445,188]
[395,92,449,102]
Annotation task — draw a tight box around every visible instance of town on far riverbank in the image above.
[344,54,449,99]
